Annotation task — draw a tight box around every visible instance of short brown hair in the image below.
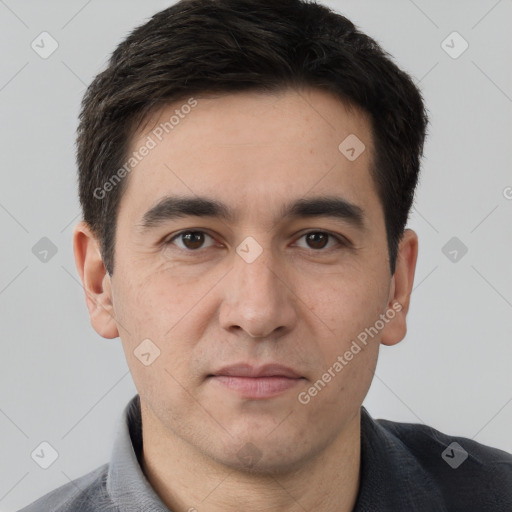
[77,0,428,275]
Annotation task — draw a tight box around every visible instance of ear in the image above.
[72,221,119,339]
[380,228,418,347]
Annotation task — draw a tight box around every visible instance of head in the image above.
[74,0,426,474]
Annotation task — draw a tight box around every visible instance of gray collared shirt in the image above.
[19,394,512,511]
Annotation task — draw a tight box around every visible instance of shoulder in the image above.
[376,416,512,510]
[17,463,113,512]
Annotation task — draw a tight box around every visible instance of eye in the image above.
[294,231,345,250]
[164,229,347,253]
[167,230,216,251]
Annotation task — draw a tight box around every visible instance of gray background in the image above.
[1,0,511,510]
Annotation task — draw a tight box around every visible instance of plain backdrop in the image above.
[1,0,511,510]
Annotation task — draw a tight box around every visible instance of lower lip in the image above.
[210,375,303,399]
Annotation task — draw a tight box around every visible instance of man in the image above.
[20,0,512,510]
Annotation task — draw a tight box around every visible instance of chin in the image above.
[207,429,315,477]
[218,449,307,477]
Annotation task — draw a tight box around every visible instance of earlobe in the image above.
[72,221,119,339]
[380,229,418,347]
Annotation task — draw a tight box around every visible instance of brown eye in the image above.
[294,231,345,251]
[182,231,205,249]
[170,231,215,250]
[305,232,329,249]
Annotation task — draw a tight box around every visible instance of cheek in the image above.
[114,261,222,335]
[112,264,226,386]
[297,265,388,334]
[292,339,378,453]
[113,271,202,411]
[295,266,389,397]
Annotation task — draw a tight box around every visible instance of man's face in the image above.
[104,88,404,472]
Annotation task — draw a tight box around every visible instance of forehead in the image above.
[119,88,381,226]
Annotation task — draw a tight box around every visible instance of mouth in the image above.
[207,363,305,399]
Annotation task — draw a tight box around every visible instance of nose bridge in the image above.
[237,246,278,301]
[220,241,296,338]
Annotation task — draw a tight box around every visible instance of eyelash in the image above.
[164,229,349,253]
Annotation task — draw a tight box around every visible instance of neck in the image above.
[140,405,361,512]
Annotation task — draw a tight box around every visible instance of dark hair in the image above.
[77,0,427,276]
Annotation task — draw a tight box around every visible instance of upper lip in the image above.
[211,363,302,379]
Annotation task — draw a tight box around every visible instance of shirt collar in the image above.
[107,394,170,511]
[106,394,446,512]
[354,407,447,511]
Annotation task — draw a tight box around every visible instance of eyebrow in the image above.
[137,195,366,232]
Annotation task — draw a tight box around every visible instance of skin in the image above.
[73,87,418,512]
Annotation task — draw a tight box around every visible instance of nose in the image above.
[218,246,298,339]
